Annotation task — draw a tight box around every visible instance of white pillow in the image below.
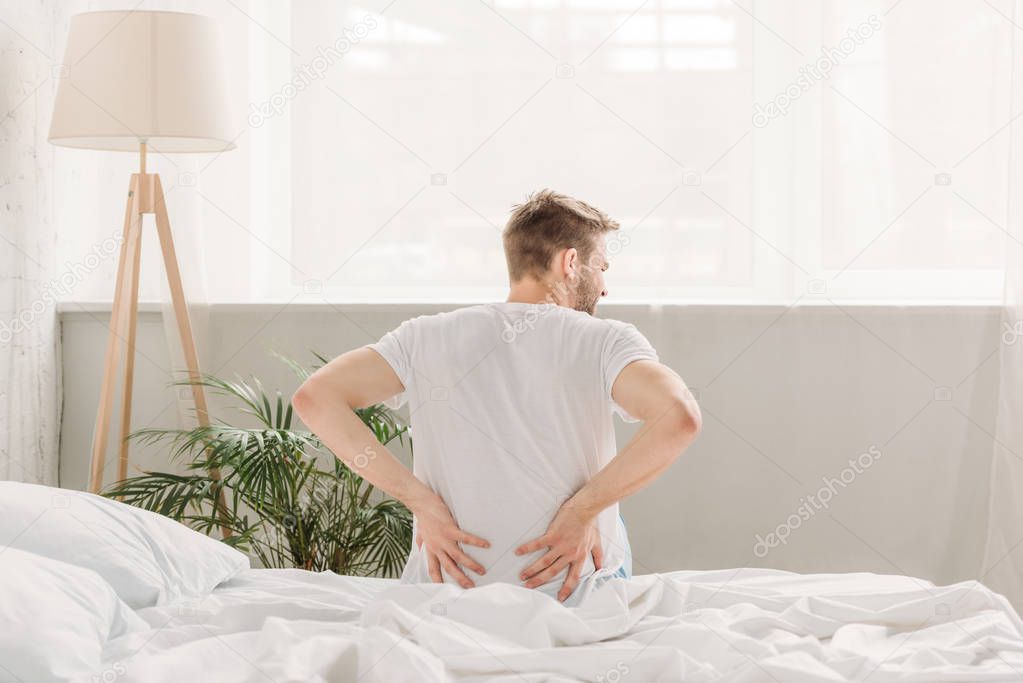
[0,481,250,609]
[0,546,146,682]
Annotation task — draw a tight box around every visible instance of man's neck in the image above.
[506,279,568,307]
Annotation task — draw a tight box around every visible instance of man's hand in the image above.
[513,502,604,602]
[412,490,490,588]
[293,347,493,589]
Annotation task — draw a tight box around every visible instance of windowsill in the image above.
[56,299,1006,315]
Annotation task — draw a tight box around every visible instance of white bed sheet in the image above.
[94,567,1023,683]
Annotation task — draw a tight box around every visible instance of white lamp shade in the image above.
[49,10,236,153]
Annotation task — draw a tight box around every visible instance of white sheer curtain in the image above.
[251,0,1008,304]
[0,1,65,485]
[151,0,237,432]
[50,0,1017,305]
[158,157,213,434]
[981,0,1023,610]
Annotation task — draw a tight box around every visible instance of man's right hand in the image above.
[513,500,604,601]
[411,490,490,588]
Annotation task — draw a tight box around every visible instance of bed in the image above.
[3,482,1023,682]
[108,566,1023,682]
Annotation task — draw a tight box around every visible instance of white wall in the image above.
[60,303,1002,587]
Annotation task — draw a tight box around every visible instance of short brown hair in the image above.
[502,189,619,282]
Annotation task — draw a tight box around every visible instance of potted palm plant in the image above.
[104,351,413,577]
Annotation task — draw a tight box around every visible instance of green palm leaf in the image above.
[104,350,413,579]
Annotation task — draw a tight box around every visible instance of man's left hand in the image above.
[513,502,604,601]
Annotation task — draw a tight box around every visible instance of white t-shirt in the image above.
[367,301,659,600]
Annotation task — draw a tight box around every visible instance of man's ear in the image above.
[561,246,579,280]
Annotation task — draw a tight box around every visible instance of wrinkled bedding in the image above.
[92,567,1023,682]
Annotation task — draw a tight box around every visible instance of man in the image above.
[292,189,701,604]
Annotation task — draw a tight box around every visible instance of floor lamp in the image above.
[48,10,235,534]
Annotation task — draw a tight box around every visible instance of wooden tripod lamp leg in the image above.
[88,175,140,494]
[116,186,145,484]
[150,175,232,538]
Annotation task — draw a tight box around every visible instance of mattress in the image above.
[97,566,1023,682]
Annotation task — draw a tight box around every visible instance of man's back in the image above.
[368,301,659,592]
[294,190,700,604]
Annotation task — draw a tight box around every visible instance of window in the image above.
[59,0,1012,304]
